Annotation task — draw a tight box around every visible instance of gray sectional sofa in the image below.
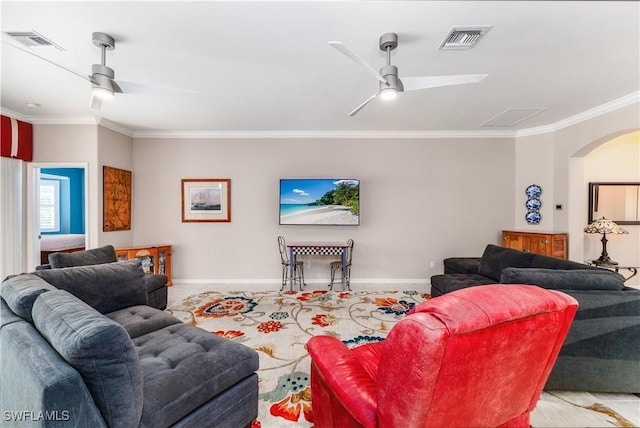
[430,244,640,393]
[36,245,168,310]
[1,259,259,427]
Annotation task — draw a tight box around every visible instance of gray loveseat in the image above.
[1,259,259,427]
[430,244,640,393]
[36,245,168,310]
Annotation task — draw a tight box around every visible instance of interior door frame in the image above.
[26,161,89,269]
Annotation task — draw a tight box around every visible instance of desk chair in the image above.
[278,236,305,290]
[329,239,354,290]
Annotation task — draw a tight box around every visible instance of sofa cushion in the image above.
[443,257,482,274]
[32,290,143,428]
[430,274,496,297]
[1,318,108,427]
[48,245,117,268]
[500,268,625,291]
[530,253,602,271]
[133,323,259,427]
[33,259,148,313]
[561,288,640,320]
[144,274,168,310]
[478,245,536,281]
[0,298,24,328]
[105,305,182,339]
[0,273,56,323]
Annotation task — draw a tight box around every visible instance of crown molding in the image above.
[96,118,134,138]
[0,108,30,122]
[515,91,640,138]
[0,109,97,125]
[0,110,132,137]
[4,91,638,139]
[131,130,517,139]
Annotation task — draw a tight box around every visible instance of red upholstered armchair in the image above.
[307,284,578,428]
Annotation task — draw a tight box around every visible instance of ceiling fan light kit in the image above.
[330,32,488,116]
[90,64,121,98]
[379,87,397,101]
[89,32,122,105]
[92,86,114,100]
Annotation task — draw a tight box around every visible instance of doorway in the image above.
[26,162,89,269]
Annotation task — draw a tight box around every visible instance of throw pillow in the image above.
[478,245,536,281]
[33,259,148,313]
[32,290,143,428]
[48,245,117,268]
[500,268,625,291]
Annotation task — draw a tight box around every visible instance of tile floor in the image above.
[167,282,640,427]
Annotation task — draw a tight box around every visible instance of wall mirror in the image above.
[589,182,640,225]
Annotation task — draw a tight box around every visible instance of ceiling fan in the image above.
[87,32,122,110]
[4,31,193,110]
[3,32,123,110]
[329,33,488,116]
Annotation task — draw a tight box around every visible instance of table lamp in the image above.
[584,217,628,266]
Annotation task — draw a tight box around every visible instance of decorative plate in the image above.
[526,198,542,210]
[525,211,542,225]
[525,184,542,198]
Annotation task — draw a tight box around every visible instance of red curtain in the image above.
[1,115,33,161]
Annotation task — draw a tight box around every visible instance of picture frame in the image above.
[181,178,231,222]
[103,166,132,231]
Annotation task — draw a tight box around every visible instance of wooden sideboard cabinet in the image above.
[502,231,568,259]
[115,244,172,286]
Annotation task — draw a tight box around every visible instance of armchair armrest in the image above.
[307,336,378,427]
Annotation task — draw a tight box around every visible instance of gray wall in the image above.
[131,137,515,283]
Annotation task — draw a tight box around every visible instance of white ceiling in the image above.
[1,1,639,136]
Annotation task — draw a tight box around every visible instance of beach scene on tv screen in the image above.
[280,179,360,225]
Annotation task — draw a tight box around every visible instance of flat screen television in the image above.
[279,178,360,226]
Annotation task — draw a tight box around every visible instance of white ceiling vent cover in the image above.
[439,26,492,50]
[4,30,64,50]
[480,108,547,127]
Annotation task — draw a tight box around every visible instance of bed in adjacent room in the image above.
[40,234,86,265]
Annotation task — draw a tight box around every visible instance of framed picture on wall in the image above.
[181,178,231,222]
[103,166,132,231]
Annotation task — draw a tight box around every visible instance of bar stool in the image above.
[329,239,354,290]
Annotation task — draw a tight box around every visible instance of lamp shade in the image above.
[584,217,628,266]
[584,217,629,235]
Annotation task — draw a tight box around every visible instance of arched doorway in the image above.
[567,130,639,281]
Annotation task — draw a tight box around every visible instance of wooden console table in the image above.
[502,230,567,259]
[115,245,172,286]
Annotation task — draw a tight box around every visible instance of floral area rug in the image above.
[166,289,430,428]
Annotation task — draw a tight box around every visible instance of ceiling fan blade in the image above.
[329,41,387,84]
[348,93,378,117]
[116,80,197,95]
[2,39,90,82]
[402,74,488,92]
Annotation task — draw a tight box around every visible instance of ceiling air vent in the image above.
[439,25,492,50]
[4,30,64,50]
[480,108,547,128]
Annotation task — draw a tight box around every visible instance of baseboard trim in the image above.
[172,278,430,286]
